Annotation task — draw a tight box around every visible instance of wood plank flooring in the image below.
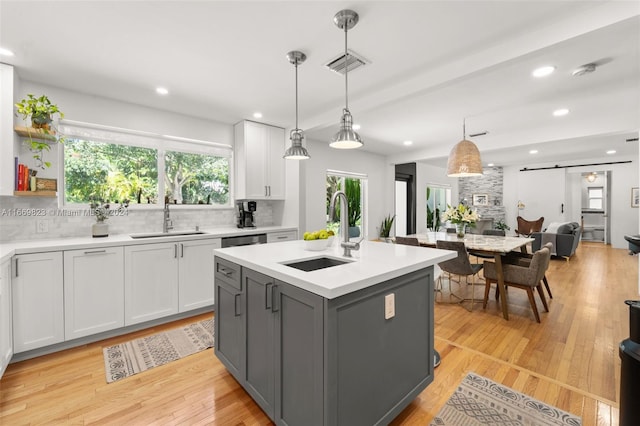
[1,241,637,425]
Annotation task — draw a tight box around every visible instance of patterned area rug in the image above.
[431,372,582,426]
[103,318,214,383]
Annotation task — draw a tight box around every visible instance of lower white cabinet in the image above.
[0,259,13,377]
[64,247,125,340]
[12,252,64,353]
[124,243,179,326]
[266,230,297,243]
[179,238,220,312]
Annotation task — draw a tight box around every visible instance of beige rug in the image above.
[103,318,213,383]
[431,372,581,426]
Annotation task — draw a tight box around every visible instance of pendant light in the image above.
[283,50,310,160]
[446,119,483,177]
[330,9,363,149]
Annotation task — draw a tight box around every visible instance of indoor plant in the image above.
[441,203,479,237]
[379,214,395,242]
[345,178,361,238]
[90,199,129,237]
[14,94,65,169]
[495,219,511,232]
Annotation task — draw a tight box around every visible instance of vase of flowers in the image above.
[90,200,129,238]
[442,204,479,238]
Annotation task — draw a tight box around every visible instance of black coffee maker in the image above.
[237,201,256,228]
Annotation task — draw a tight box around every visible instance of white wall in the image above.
[301,138,392,239]
[504,157,637,249]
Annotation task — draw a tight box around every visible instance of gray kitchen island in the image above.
[213,239,455,426]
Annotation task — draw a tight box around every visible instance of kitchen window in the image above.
[60,121,231,206]
[326,170,367,238]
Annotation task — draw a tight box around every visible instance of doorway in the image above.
[580,171,610,244]
[395,163,416,236]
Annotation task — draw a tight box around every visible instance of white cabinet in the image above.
[179,238,221,312]
[0,259,13,377]
[124,243,179,326]
[12,252,64,353]
[267,230,298,243]
[234,121,286,200]
[64,247,125,339]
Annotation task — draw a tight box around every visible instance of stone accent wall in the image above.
[0,197,275,242]
[458,167,506,226]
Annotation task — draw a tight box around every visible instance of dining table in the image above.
[406,232,534,320]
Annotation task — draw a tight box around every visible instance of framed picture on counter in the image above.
[632,187,639,208]
[473,194,488,206]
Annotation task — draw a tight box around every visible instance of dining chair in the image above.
[502,242,553,299]
[483,246,551,322]
[394,236,420,246]
[436,240,483,310]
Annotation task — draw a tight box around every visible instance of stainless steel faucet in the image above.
[329,190,361,257]
[163,203,173,233]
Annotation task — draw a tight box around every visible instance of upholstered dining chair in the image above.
[515,216,544,237]
[503,242,553,299]
[394,236,420,246]
[483,246,551,322]
[436,240,483,310]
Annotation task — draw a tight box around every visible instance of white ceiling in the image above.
[1,1,639,168]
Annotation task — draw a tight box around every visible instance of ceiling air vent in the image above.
[626,137,639,142]
[325,49,369,75]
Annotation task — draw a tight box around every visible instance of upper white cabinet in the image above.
[0,259,13,377]
[234,121,285,200]
[64,247,125,339]
[12,252,64,353]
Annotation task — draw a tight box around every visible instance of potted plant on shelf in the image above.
[378,214,395,242]
[14,94,65,169]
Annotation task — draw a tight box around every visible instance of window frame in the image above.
[58,120,233,210]
[326,169,368,238]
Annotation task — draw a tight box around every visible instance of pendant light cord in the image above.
[295,60,299,130]
[344,26,349,111]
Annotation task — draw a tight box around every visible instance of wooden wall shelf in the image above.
[14,126,57,141]
[13,191,57,198]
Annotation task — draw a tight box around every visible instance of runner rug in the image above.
[103,318,214,383]
[431,372,582,426]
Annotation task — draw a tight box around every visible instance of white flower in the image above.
[441,204,479,225]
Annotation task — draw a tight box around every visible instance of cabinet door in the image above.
[0,259,13,377]
[64,247,125,339]
[266,125,285,199]
[214,278,244,382]
[274,281,324,426]
[178,239,220,312]
[12,252,64,353]
[124,243,179,326]
[244,122,269,198]
[266,230,298,243]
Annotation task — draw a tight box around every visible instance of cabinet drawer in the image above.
[215,257,241,290]
[267,231,297,243]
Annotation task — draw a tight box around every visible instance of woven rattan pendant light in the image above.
[446,119,483,177]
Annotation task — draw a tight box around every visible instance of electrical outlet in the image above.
[384,293,395,319]
[36,219,49,233]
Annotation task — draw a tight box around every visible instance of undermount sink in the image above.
[130,231,207,239]
[283,256,353,272]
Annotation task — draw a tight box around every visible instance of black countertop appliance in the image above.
[237,200,257,228]
[620,299,640,426]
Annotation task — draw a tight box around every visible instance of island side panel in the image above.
[324,267,434,426]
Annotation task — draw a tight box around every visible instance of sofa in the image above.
[532,222,581,260]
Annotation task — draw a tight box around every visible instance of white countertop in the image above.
[0,226,297,263]
[214,239,456,299]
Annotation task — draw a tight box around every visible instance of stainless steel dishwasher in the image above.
[221,233,267,248]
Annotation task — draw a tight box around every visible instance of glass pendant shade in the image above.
[330,108,363,149]
[284,129,310,159]
[446,139,483,177]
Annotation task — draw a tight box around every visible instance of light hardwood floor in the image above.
[1,241,637,425]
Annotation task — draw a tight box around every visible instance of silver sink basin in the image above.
[283,256,353,272]
[130,231,207,239]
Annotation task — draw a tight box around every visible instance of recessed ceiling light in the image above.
[352,124,361,131]
[487,163,495,167]
[553,108,569,117]
[0,47,14,57]
[403,140,413,146]
[532,66,555,78]
[253,112,263,119]
[529,150,538,154]
[156,87,169,95]
[606,150,616,154]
